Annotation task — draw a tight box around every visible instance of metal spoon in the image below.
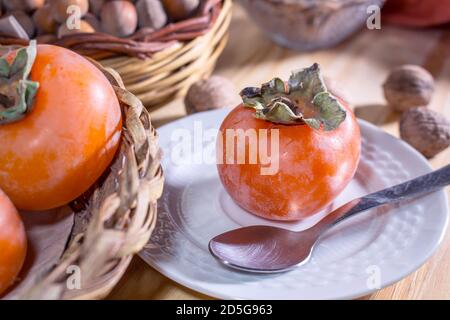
[209,163,450,273]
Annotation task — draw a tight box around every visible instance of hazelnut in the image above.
[184,76,240,115]
[50,0,89,23]
[33,4,57,34]
[383,65,435,112]
[162,0,199,21]
[136,0,167,30]
[9,10,35,38]
[400,107,450,158]
[57,19,95,38]
[100,1,137,37]
[3,0,45,12]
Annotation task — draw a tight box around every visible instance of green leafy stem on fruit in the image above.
[240,63,346,131]
[0,40,39,125]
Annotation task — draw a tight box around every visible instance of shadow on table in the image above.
[107,257,213,300]
[354,104,400,126]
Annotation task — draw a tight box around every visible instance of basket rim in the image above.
[96,0,232,108]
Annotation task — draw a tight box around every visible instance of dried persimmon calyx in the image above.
[240,63,346,131]
[0,40,39,125]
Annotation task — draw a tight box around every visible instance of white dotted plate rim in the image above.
[140,109,449,300]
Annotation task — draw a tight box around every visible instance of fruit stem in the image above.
[240,63,346,131]
[0,40,39,125]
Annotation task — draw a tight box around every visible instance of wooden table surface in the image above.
[108,5,450,300]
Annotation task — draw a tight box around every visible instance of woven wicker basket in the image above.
[100,0,233,107]
[0,0,232,108]
[8,59,164,300]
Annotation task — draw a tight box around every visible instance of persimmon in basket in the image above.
[0,188,27,296]
[217,64,361,221]
[0,41,122,211]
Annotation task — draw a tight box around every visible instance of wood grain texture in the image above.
[107,4,450,300]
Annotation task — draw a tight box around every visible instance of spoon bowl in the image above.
[209,164,450,273]
[209,226,318,273]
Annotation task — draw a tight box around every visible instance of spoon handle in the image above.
[321,163,450,228]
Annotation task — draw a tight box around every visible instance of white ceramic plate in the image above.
[140,109,449,300]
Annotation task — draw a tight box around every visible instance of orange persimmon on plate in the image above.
[0,41,122,211]
[217,64,361,221]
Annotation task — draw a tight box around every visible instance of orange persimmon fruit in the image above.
[217,64,361,221]
[0,42,122,211]
[0,188,27,296]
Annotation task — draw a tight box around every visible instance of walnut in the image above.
[184,76,240,115]
[383,65,434,112]
[400,107,450,158]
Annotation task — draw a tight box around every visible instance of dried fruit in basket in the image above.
[0,188,27,296]
[217,64,361,221]
[0,41,122,211]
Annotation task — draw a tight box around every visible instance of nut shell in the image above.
[136,0,167,30]
[184,76,239,115]
[400,107,450,158]
[100,1,138,37]
[383,65,435,112]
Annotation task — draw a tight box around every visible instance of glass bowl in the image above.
[239,0,386,51]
